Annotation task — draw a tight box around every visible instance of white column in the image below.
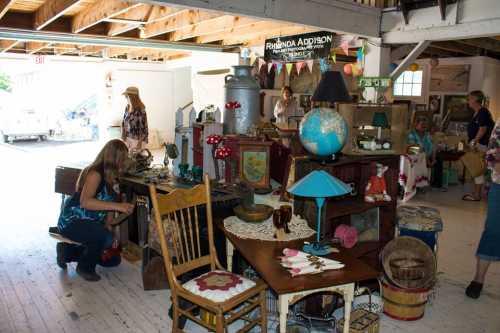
[363,38,391,103]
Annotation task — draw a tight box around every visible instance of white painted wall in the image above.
[389,56,500,120]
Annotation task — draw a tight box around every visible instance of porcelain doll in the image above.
[365,163,392,202]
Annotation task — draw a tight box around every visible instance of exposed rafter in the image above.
[431,41,478,56]
[222,26,318,47]
[457,38,500,54]
[169,15,256,42]
[140,0,381,38]
[72,0,142,33]
[196,20,288,44]
[390,40,430,79]
[0,39,18,52]
[26,41,51,54]
[107,4,152,36]
[34,0,83,30]
[143,9,222,38]
[0,0,14,21]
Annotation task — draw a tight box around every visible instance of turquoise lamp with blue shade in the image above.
[288,170,351,255]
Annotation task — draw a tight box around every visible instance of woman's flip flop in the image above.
[462,194,480,201]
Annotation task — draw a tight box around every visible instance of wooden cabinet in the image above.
[293,155,399,269]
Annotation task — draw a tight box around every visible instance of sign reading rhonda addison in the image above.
[264,31,333,62]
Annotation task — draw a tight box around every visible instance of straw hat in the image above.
[381,236,436,289]
[123,86,139,96]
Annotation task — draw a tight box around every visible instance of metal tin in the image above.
[224,65,260,134]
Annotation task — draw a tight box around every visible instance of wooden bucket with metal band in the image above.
[381,278,430,321]
[200,309,217,327]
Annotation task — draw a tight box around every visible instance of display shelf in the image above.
[326,197,391,218]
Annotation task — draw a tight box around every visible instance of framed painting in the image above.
[239,141,273,191]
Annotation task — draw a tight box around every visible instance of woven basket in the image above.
[389,258,425,281]
[337,287,380,333]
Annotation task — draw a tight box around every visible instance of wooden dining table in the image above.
[220,225,381,333]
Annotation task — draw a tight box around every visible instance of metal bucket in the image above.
[224,65,260,134]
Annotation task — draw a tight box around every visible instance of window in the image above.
[393,70,423,97]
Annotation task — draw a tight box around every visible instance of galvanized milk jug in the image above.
[224,65,260,134]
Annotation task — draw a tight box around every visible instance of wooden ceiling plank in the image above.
[223,26,318,47]
[72,0,142,33]
[26,41,52,54]
[146,5,183,24]
[457,38,500,54]
[107,4,151,36]
[0,0,15,21]
[196,20,290,44]
[431,41,478,56]
[169,15,257,41]
[143,9,222,39]
[0,39,19,52]
[34,0,83,30]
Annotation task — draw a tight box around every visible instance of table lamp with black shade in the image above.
[298,71,351,162]
[288,170,351,255]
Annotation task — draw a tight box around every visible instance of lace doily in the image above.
[223,214,315,241]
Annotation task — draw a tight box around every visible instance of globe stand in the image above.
[302,197,333,256]
[309,152,344,165]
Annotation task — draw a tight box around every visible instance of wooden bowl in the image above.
[233,204,274,223]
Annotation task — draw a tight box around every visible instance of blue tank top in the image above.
[57,179,116,230]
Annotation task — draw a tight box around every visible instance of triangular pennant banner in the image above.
[250,53,257,66]
[306,59,314,73]
[276,63,283,75]
[267,62,273,73]
[331,52,336,64]
[319,58,329,73]
[357,48,364,63]
[286,63,293,76]
[258,58,266,72]
[341,41,349,56]
[296,62,304,74]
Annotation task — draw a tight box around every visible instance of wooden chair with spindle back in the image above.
[149,174,268,333]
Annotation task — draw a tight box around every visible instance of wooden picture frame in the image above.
[239,141,272,191]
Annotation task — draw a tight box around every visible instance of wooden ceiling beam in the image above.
[0,39,18,52]
[34,0,83,30]
[169,15,257,42]
[107,4,151,36]
[196,20,291,44]
[143,9,222,39]
[0,0,14,21]
[26,41,52,54]
[457,38,500,54]
[72,0,142,33]
[424,46,458,58]
[223,26,318,47]
[431,41,478,56]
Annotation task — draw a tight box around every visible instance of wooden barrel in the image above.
[381,278,430,321]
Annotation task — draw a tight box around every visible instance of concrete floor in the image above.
[0,140,499,333]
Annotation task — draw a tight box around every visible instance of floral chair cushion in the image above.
[183,270,256,303]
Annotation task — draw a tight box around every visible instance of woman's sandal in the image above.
[462,194,480,201]
[465,281,483,299]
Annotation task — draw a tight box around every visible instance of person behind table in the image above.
[56,139,135,281]
[466,118,500,298]
[273,86,298,125]
[121,86,148,151]
[407,116,434,164]
[463,90,495,201]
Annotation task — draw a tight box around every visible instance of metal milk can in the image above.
[224,65,260,134]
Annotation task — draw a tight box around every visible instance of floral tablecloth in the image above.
[399,153,429,202]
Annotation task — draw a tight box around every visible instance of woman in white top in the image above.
[274,86,298,126]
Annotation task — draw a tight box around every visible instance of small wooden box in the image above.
[337,309,380,333]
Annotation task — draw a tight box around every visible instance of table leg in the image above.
[343,284,355,333]
[278,295,289,333]
[226,239,234,272]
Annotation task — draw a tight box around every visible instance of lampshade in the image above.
[287,170,351,198]
[312,71,352,104]
[372,111,389,128]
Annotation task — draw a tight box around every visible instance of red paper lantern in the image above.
[215,146,232,159]
[206,134,223,145]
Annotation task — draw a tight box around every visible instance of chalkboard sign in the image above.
[264,31,333,62]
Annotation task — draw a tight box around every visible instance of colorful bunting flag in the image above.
[276,63,283,75]
[331,52,336,64]
[286,63,293,76]
[249,53,257,66]
[357,48,364,63]
[319,58,329,73]
[296,62,304,74]
[267,62,273,73]
[306,59,314,73]
[341,40,349,56]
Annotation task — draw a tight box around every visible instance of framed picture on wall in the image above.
[429,95,442,115]
[239,141,273,192]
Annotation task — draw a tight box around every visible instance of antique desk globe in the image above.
[299,71,351,159]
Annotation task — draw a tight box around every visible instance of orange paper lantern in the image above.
[409,63,419,72]
[343,63,353,75]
